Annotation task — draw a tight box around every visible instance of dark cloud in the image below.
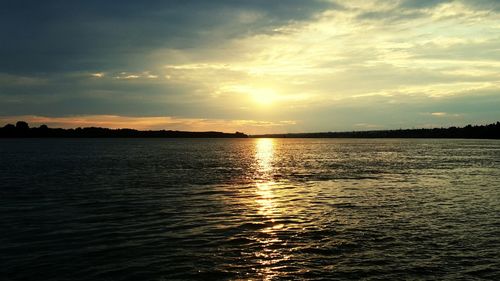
[0,0,337,75]
[466,0,500,12]
[359,0,499,22]
[398,0,451,9]
[0,72,200,116]
[356,9,425,23]
[399,0,500,11]
[298,89,500,131]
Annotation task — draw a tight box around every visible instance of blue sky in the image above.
[1,0,499,133]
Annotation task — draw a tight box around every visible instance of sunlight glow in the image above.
[251,88,277,105]
[222,84,278,106]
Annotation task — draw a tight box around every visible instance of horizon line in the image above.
[2,120,499,137]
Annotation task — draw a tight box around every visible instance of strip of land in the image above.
[252,122,500,139]
[1,121,499,139]
[0,121,248,138]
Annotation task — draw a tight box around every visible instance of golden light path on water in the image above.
[255,138,277,221]
[253,138,289,279]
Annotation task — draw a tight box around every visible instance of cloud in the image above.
[90,73,105,78]
[0,0,337,74]
[431,112,454,117]
[0,0,499,132]
[399,0,451,9]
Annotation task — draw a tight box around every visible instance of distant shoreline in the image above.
[0,121,248,138]
[1,121,499,139]
[252,122,500,139]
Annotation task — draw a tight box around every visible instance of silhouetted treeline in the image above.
[2,121,499,139]
[0,121,248,138]
[253,122,500,139]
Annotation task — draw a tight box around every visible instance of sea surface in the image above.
[1,138,499,280]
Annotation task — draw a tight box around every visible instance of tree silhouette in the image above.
[15,121,29,130]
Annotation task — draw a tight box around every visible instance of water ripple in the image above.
[0,138,499,280]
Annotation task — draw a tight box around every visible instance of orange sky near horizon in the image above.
[0,115,298,134]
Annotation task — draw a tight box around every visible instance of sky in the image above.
[1,0,499,134]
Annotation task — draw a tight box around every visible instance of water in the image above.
[1,138,499,280]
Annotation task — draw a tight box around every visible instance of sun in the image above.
[250,88,278,106]
[221,84,279,106]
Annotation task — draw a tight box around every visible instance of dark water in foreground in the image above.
[1,138,499,280]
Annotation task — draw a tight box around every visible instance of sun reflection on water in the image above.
[253,138,290,279]
[255,138,276,218]
[256,138,274,174]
